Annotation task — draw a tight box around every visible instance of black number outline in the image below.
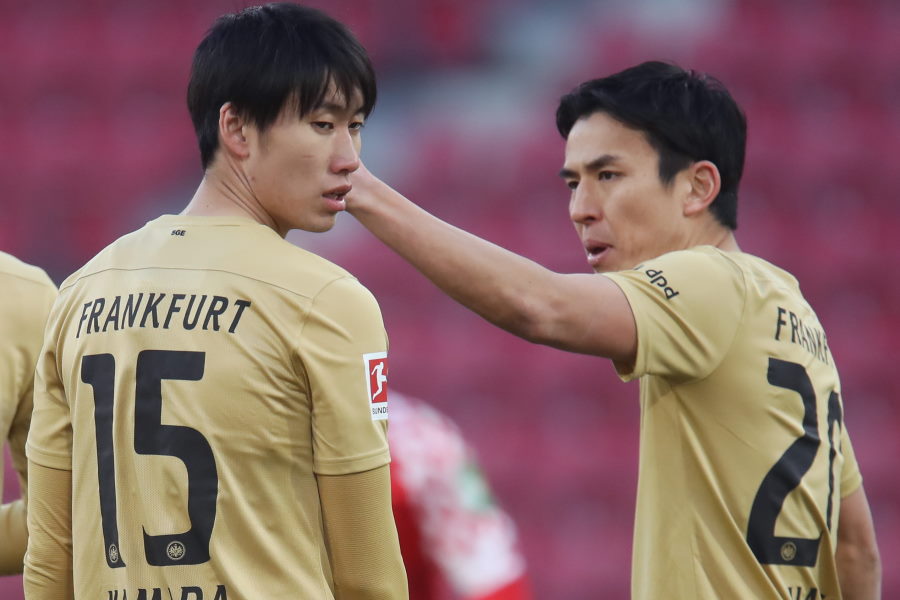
[135,350,217,566]
[825,391,842,531]
[82,354,126,568]
[81,350,218,567]
[746,358,843,566]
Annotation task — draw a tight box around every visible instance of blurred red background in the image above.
[2,1,898,597]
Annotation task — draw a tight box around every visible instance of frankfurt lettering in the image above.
[77,293,251,338]
[774,306,830,365]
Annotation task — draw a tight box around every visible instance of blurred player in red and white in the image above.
[389,392,531,600]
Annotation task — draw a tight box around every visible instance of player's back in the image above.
[32,215,390,599]
[609,247,859,599]
[671,251,854,598]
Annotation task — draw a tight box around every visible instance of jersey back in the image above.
[28,215,392,599]
[605,246,860,600]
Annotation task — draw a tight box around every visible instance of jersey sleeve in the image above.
[297,276,391,476]
[604,248,746,383]
[318,465,408,598]
[25,296,74,472]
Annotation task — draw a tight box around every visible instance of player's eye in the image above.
[312,121,334,131]
[566,180,579,190]
[598,171,619,181]
[349,120,365,131]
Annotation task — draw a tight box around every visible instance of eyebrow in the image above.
[316,102,364,116]
[558,154,621,179]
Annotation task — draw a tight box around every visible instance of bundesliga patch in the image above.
[363,352,389,421]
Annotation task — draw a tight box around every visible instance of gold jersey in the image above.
[27,215,393,599]
[0,251,56,506]
[605,246,861,600]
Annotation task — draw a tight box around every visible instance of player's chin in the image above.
[301,215,339,234]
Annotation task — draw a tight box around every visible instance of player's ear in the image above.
[683,160,721,217]
[218,102,251,160]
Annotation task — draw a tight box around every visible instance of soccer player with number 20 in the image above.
[347,61,881,599]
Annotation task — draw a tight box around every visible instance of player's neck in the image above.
[182,165,280,234]
[715,231,740,253]
[688,213,740,254]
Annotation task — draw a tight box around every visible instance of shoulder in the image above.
[606,247,756,382]
[606,246,747,305]
[60,219,368,303]
[722,252,801,296]
[200,224,370,303]
[0,252,57,314]
[56,226,149,294]
[276,241,361,293]
[0,251,56,291]
[639,245,747,280]
[0,252,57,343]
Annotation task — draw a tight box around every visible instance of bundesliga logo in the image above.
[363,352,389,421]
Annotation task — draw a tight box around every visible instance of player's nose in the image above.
[569,185,601,224]
[330,130,360,175]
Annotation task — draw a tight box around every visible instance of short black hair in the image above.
[556,61,746,230]
[188,3,377,169]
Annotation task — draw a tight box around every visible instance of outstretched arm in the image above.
[347,165,636,361]
[836,485,881,600]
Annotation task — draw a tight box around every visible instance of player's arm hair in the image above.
[836,485,881,600]
[318,464,408,599]
[23,461,74,600]
[347,165,636,362]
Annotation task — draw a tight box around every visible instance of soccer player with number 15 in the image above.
[24,4,407,599]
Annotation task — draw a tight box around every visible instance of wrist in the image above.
[347,176,396,217]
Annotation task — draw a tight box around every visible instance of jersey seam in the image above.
[602,274,643,380]
[25,443,72,470]
[684,249,750,386]
[290,275,359,388]
[313,447,391,475]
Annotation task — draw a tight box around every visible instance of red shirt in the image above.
[388,394,530,600]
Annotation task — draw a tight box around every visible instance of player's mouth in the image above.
[585,242,612,269]
[323,185,351,211]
